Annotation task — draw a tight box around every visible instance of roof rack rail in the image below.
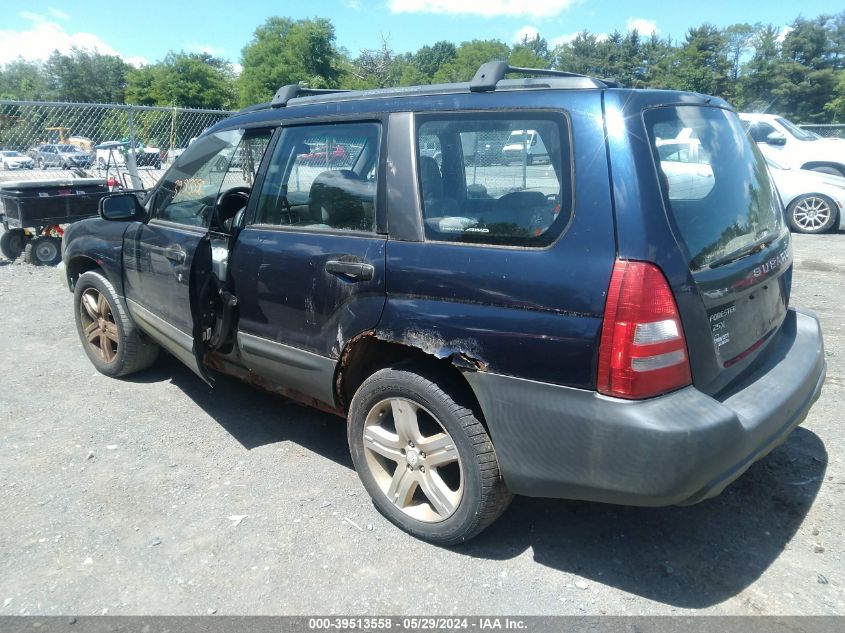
[469,61,606,92]
[238,101,272,114]
[271,85,351,108]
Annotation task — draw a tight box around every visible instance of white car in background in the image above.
[740,112,845,178]
[0,150,35,170]
[95,141,162,170]
[765,156,845,234]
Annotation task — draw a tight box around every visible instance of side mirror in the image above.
[100,193,146,222]
[766,132,787,146]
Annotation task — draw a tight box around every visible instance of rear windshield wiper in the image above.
[708,232,778,269]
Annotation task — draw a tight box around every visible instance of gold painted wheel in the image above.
[78,288,119,363]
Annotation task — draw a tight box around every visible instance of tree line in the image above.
[1,13,844,122]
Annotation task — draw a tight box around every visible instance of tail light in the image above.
[597,260,691,399]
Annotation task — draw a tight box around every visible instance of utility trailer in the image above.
[0,178,113,265]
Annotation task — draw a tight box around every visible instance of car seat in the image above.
[308,170,373,231]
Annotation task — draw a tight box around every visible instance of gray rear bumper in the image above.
[464,308,826,506]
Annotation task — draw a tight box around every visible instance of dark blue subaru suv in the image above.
[59,63,826,544]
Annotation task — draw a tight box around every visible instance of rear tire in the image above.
[348,364,512,544]
[786,194,838,234]
[74,271,160,377]
[0,230,25,261]
[25,236,62,266]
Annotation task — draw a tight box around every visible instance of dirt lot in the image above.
[0,231,842,616]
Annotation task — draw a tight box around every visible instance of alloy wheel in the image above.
[362,397,463,522]
[79,288,119,363]
[793,196,832,231]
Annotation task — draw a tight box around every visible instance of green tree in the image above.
[510,34,552,70]
[824,69,845,120]
[126,52,236,109]
[671,25,730,96]
[724,23,757,87]
[640,33,677,88]
[237,17,342,106]
[737,25,782,111]
[0,59,49,100]
[123,65,157,105]
[413,41,457,79]
[772,16,838,121]
[397,63,430,87]
[432,39,510,83]
[553,32,605,77]
[43,48,129,103]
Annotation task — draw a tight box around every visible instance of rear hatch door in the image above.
[642,105,791,394]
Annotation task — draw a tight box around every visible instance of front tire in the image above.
[74,271,160,377]
[786,194,838,234]
[348,364,512,544]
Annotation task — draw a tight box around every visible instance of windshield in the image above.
[775,117,818,141]
[645,106,783,271]
[1,151,21,157]
[57,145,77,152]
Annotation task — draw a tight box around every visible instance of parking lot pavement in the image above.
[0,232,842,616]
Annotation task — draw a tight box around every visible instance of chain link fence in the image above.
[0,101,235,189]
[800,124,845,139]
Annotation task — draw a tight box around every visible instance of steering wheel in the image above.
[215,186,251,231]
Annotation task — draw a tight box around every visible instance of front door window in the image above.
[150,129,272,229]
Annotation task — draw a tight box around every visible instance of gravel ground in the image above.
[0,231,842,616]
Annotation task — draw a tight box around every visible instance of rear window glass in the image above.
[645,106,783,271]
[416,113,571,247]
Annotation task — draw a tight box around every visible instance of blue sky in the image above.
[0,0,834,68]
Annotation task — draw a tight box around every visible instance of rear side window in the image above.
[416,113,571,247]
[645,107,783,271]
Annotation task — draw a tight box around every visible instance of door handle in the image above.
[325,259,374,281]
[164,247,186,264]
